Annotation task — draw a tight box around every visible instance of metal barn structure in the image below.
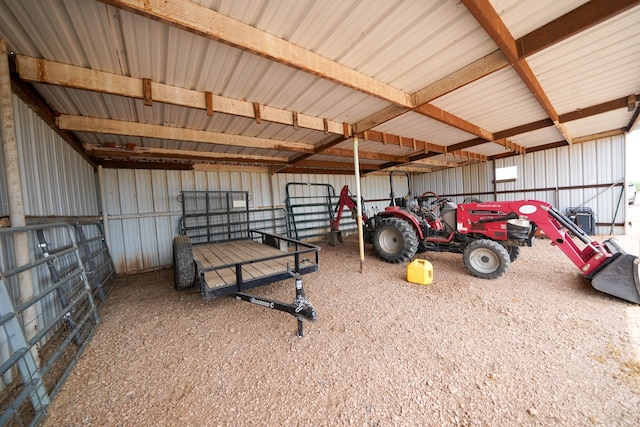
[1,1,640,425]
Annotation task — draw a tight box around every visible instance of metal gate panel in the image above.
[0,223,100,427]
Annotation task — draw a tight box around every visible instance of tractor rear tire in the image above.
[373,217,419,264]
[463,239,510,279]
[507,246,521,262]
[173,235,195,290]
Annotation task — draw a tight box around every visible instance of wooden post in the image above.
[353,135,365,273]
[0,39,38,352]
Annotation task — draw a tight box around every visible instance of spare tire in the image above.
[173,235,195,290]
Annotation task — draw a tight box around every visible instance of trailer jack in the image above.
[232,276,316,337]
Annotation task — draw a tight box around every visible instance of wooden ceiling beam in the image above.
[58,115,315,154]
[8,60,94,166]
[572,129,625,144]
[352,1,638,138]
[413,103,493,140]
[322,147,410,163]
[274,167,362,175]
[97,160,194,170]
[97,0,411,107]
[559,93,640,122]
[84,143,289,164]
[293,160,380,171]
[355,130,446,154]
[462,0,572,144]
[15,55,348,136]
[517,0,640,58]
[411,50,509,107]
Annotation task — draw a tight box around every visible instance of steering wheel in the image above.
[419,191,441,202]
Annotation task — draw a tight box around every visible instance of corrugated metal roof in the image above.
[431,67,549,132]
[527,6,640,113]
[564,109,632,138]
[0,0,638,174]
[489,0,590,39]
[373,112,477,146]
[509,126,564,148]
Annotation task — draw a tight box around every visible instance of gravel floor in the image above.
[42,207,640,426]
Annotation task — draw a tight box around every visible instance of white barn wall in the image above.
[105,169,393,273]
[103,136,627,274]
[10,94,98,216]
[413,135,626,234]
[0,94,98,217]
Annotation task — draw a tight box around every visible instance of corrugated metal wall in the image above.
[104,134,628,274]
[104,169,394,273]
[1,94,99,217]
[414,135,627,235]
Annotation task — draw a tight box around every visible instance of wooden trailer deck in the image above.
[192,236,319,299]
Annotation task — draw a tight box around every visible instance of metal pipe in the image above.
[353,136,365,273]
[0,40,38,347]
[97,165,111,248]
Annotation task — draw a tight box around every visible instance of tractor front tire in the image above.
[507,246,521,262]
[463,239,510,279]
[373,217,419,264]
[173,235,195,290]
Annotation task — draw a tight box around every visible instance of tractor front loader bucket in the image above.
[589,239,640,304]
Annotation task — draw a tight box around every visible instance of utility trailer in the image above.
[172,191,320,336]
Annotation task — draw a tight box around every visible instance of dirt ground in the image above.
[42,207,640,426]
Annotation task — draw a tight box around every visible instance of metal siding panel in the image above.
[116,169,138,215]
[134,170,154,214]
[156,215,174,266]
[11,93,98,217]
[166,170,184,213]
[151,170,169,213]
[108,219,127,273]
[139,217,159,269]
[121,218,143,272]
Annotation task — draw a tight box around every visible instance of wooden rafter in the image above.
[517,0,640,58]
[461,0,572,144]
[57,115,316,154]
[15,55,348,136]
[411,50,509,107]
[493,138,526,155]
[413,103,493,141]
[322,147,410,163]
[293,160,380,171]
[97,0,411,107]
[559,93,640,122]
[84,143,290,164]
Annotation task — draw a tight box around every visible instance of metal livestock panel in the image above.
[11,94,98,217]
[105,168,298,273]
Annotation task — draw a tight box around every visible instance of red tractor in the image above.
[331,172,640,304]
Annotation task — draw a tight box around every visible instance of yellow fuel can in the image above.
[407,259,433,285]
